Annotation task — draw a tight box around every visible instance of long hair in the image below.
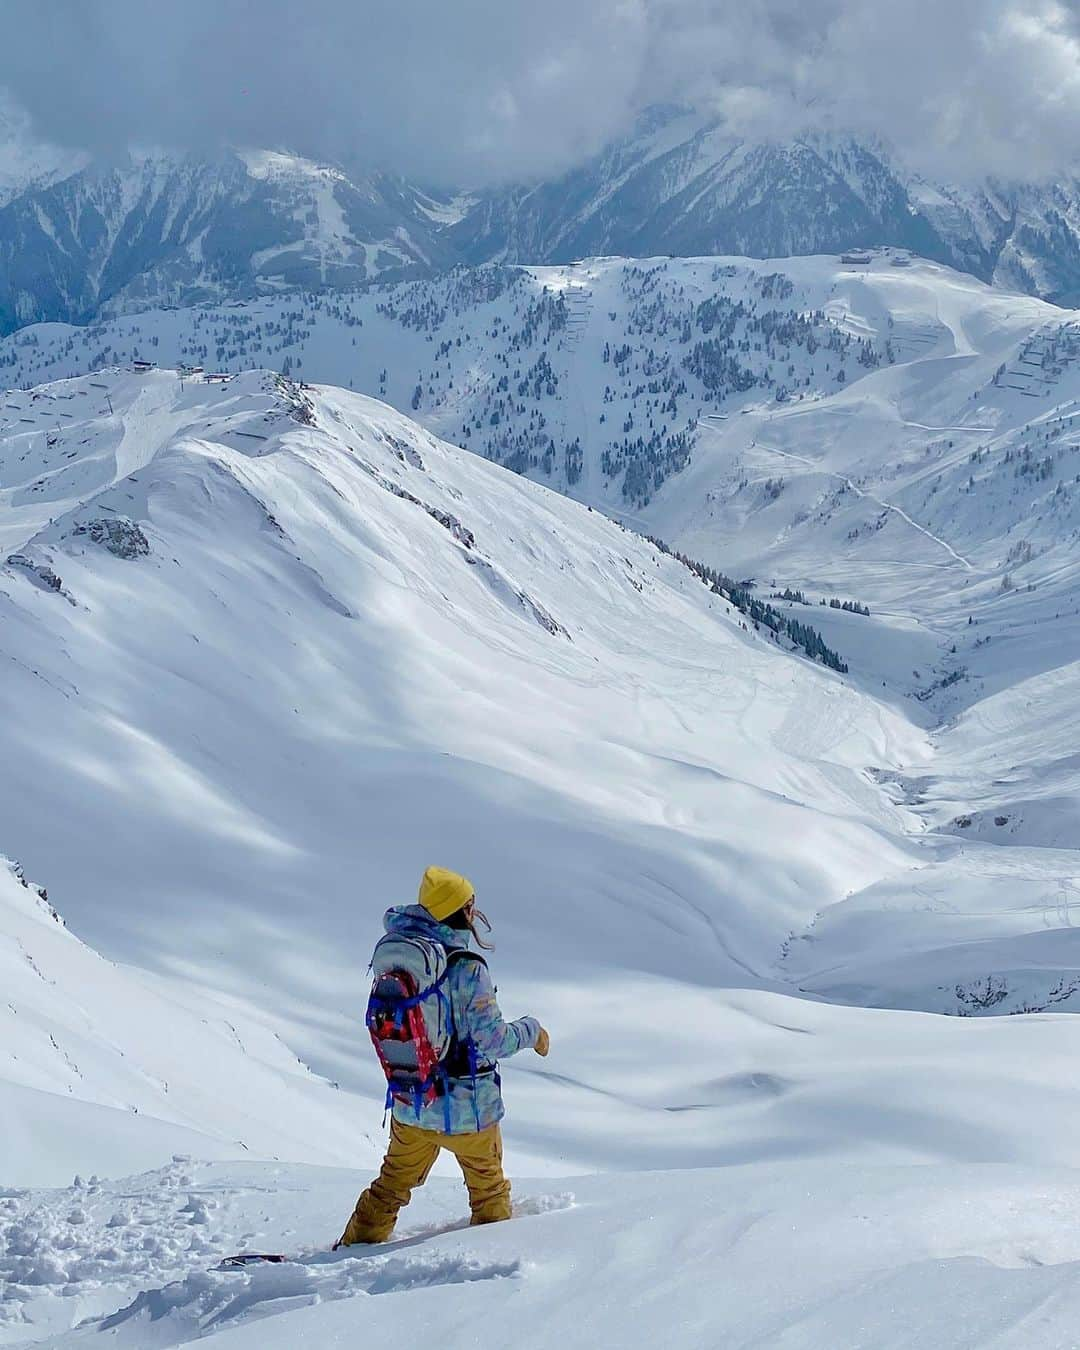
[446,901,495,951]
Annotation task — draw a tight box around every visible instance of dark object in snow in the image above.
[217,1253,289,1269]
[274,374,316,425]
[6,553,66,594]
[73,517,150,559]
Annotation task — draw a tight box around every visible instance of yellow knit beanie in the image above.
[418,865,474,922]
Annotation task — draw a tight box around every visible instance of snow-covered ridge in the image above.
[6,255,1080,741]
[7,253,1080,739]
[235,149,345,185]
[3,252,1075,642]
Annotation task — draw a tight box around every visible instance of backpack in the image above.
[365,931,483,1128]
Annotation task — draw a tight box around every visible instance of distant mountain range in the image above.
[3,104,1080,335]
[452,108,1080,306]
[0,146,458,335]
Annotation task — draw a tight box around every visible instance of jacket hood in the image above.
[383,903,471,952]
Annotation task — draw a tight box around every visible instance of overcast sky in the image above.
[3,0,1078,185]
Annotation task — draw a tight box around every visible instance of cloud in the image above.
[632,0,1080,182]
[1,0,1077,185]
[0,0,650,184]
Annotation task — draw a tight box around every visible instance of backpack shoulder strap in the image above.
[446,948,487,970]
[442,950,496,1103]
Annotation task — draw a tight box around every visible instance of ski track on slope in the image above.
[755,441,977,572]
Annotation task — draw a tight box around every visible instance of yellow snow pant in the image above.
[338,1117,512,1245]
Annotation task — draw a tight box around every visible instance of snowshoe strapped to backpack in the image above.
[366,932,476,1127]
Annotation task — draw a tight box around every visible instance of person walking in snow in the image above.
[336,866,549,1246]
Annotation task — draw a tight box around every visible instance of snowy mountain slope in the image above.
[0,149,451,336]
[615,259,1080,1006]
[926,663,1080,849]
[2,366,955,1176]
[8,253,1080,727]
[3,363,1080,1141]
[639,258,1080,716]
[0,856,374,1190]
[0,253,919,512]
[6,370,1080,1346]
[782,845,1080,1015]
[4,252,1076,640]
[11,1160,1080,1349]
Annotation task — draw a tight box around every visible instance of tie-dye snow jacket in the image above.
[380,904,540,1134]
